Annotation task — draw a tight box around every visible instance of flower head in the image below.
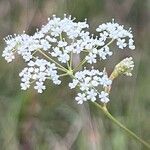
[2,14,135,104]
[69,68,112,103]
[19,59,61,93]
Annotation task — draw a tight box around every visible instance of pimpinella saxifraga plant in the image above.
[2,14,150,149]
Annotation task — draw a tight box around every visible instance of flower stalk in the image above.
[92,101,150,149]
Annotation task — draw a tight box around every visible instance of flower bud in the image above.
[110,57,134,80]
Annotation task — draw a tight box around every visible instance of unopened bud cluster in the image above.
[110,57,134,80]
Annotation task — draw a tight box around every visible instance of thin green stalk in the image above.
[105,39,115,46]
[32,50,38,56]
[59,33,71,71]
[37,49,68,72]
[70,51,73,69]
[93,101,150,149]
[59,73,69,77]
[67,62,71,70]
[73,58,87,71]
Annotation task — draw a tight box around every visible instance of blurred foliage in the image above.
[0,0,150,150]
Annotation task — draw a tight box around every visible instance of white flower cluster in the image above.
[96,19,135,50]
[2,34,30,62]
[2,14,135,104]
[69,69,112,104]
[2,16,135,64]
[19,59,61,93]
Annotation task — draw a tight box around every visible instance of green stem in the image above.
[67,62,71,70]
[73,58,87,71]
[59,33,71,71]
[37,49,68,72]
[106,39,115,46]
[59,73,69,77]
[70,51,73,69]
[93,102,150,149]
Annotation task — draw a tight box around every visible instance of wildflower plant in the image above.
[2,14,150,148]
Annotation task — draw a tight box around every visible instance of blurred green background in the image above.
[0,0,150,150]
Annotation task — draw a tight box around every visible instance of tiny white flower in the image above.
[95,38,105,46]
[117,38,127,49]
[46,35,57,43]
[99,91,109,103]
[129,38,135,50]
[75,93,87,104]
[28,61,35,67]
[28,67,34,73]
[21,81,30,90]
[34,81,46,93]
[85,43,93,49]
[104,46,113,56]
[92,48,98,54]
[2,50,15,62]
[91,80,99,87]
[87,89,97,102]
[75,71,86,80]
[40,39,51,51]
[100,31,108,41]
[69,79,79,89]
[80,82,90,91]
[37,72,47,81]
[58,53,70,63]
[100,75,112,87]
[85,53,97,64]
[51,47,62,57]
[98,46,112,60]
[58,41,67,47]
